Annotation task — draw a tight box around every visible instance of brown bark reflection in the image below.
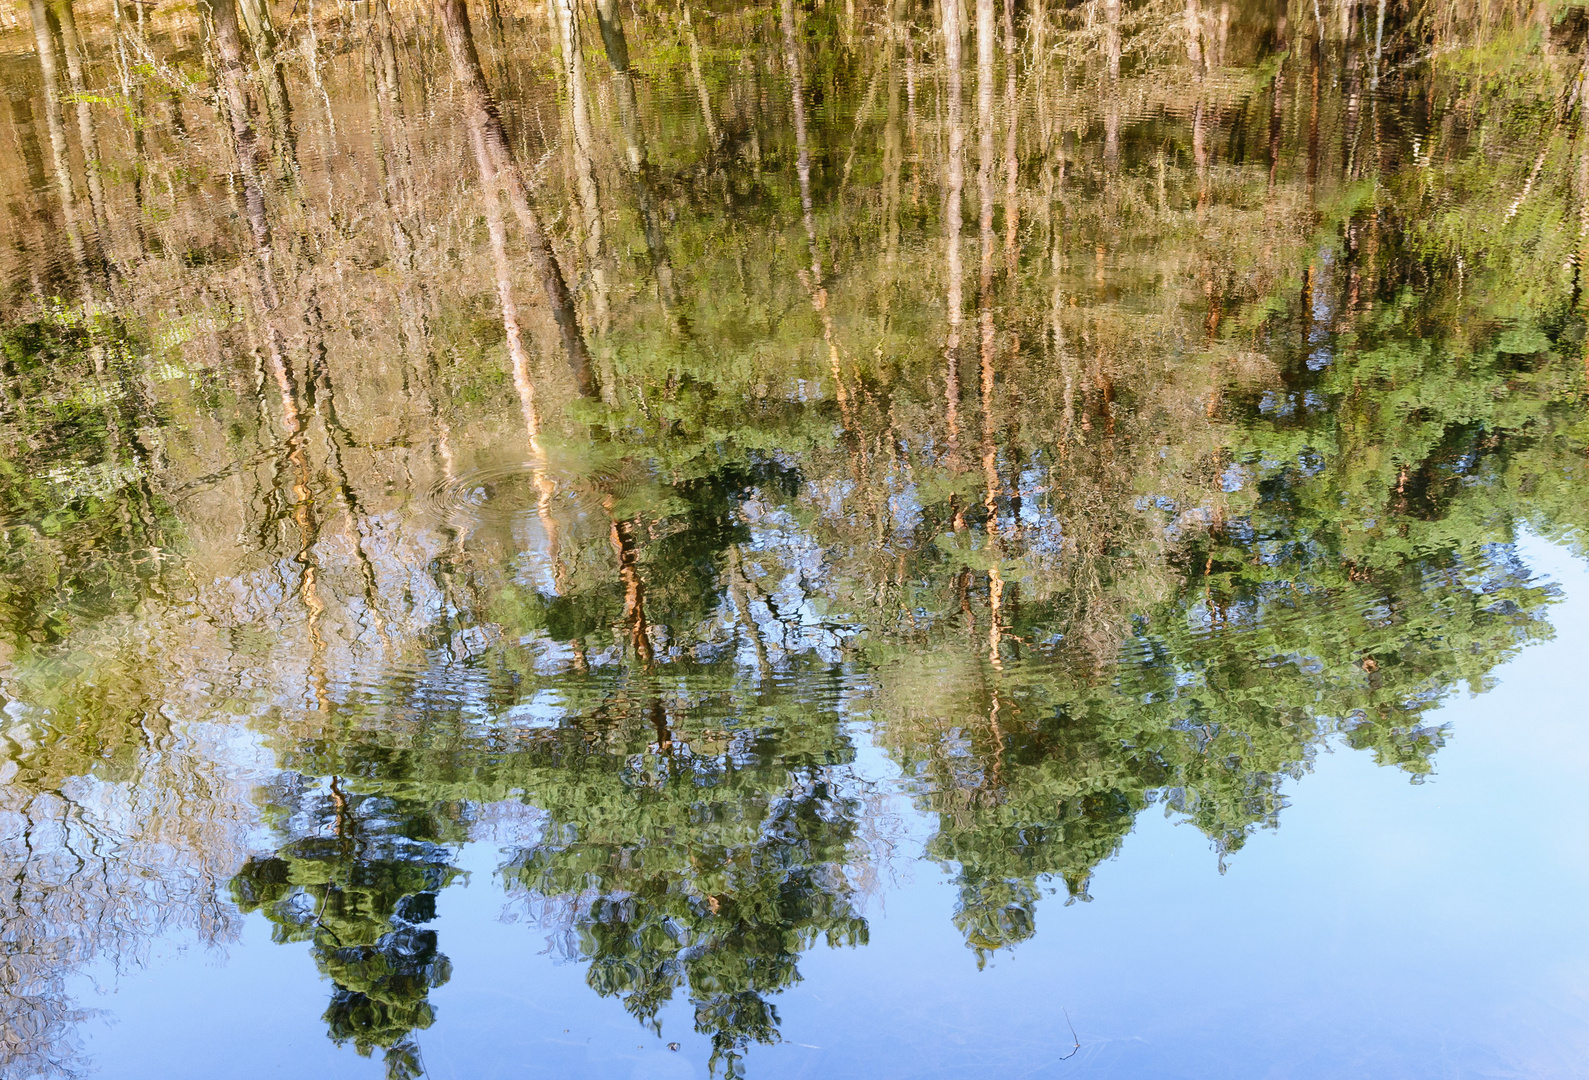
[781,0,851,423]
[976,0,1005,666]
[209,0,276,306]
[608,506,655,668]
[2,83,63,298]
[1103,0,1121,171]
[1001,0,1018,272]
[28,0,93,285]
[437,0,597,399]
[943,0,966,456]
[594,0,684,330]
[554,0,611,333]
[53,0,110,261]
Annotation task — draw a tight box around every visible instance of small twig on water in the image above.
[1057,1008,1081,1061]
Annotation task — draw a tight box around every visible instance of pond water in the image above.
[2,1,1588,1077]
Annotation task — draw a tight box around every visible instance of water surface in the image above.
[2,1,1588,1076]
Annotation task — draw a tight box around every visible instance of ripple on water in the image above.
[414,459,566,533]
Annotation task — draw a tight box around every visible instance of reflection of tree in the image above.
[438,0,596,398]
[0,656,251,1080]
[232,768,460,1079]
[500,684,867,1078]
[0,311,223,1079]
[881,515,1556,960]
[864,100,1582,956]
[217,664,870,1079]
[2,0,1589,1072]
[0,314,171,647]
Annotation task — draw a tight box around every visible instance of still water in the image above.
[3,0,1589,1076]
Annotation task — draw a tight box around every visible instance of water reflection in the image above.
[497,680,868,1077]
[1,0,1587,1074]
[233,771,461,1077]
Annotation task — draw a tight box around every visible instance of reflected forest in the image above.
[1,0,1588,1075]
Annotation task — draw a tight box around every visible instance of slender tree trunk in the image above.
[363,0,438,403]
[1001,0,1018,271]
[437,0,597,397]
[112,0,149,256]
[608,508,654,666]
[781,0,850,418]
[3,81,62,297]
[1581,68,1589,390]
[1342,14,1362,179]
[287,394,328,711]
[553,0,610,332]
[883,3,904,268]
[372,0,418,224]
[1308,26,1321,195]
[306,0,339,167]
[366,20,414,273]
[468,110,541,443]
[28,0,91,281]
[906,17,920,205]
[210,0,276,307]
[303,286,392,647]
[1103,0,1121,171]
[246,246,324,707]
[1372,0,1385,88]
[942,0,966,453]
[592,0,684,330]
[682,5,720,148]
[53,0,110,255]
[728,545,770,679]
[446,17,562,565]
[1268,57,1285,194]
[237,0,300,181]
[1033,0,1048,166]
[1052,236,1074,451]
[781,0,814,241]
[976,0,999,529]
